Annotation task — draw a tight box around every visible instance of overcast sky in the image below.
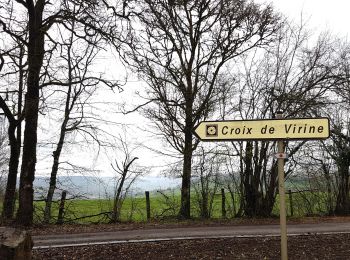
[259,0,349,37]
[102,0,350,177]
[35,0,350,179]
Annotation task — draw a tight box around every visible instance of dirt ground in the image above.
[33,233,350,259]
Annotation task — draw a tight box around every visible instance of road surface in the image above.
[32,222,350,249]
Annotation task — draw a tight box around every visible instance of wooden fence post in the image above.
[56,190,67,225]
[221,188,226,218]
[288,189,294,217]
[145,191,151,221]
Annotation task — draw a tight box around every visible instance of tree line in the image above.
[0,0,349,226]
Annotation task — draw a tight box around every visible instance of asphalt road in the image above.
[32,222,350,249]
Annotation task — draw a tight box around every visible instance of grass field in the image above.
[27,189,333,224]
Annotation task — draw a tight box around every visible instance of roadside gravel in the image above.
[33,233,350,259]
[29,217,350,259]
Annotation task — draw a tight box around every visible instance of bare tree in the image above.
[42,18,122,223]
[0,117,9,197]
[297,142,337,215]
[110,157,138,222]
[297,38,350,215]
[192,146,222,218]
[328,41,350,214]
[0,35,26,220]
[225,22,344,217]
[322,104,350,214]
[109,131,145,222]
[0,0,130,226]
[123,0,280,218]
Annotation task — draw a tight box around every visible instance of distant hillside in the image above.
[33,175,181,199]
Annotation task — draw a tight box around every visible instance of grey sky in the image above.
[259,0,349,37]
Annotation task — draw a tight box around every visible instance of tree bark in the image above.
[335,162,350,214]
[16,0,45,226]
[2,44,24,220]
[2,123,20,220]
[111,171,127,222]
[43,133,66,223]
[179,110,193,219]
[243,141,257,217]
[44,22,75,223]
[200,189,209,218]
[111,157,138,222]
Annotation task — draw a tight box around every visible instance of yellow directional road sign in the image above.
[194,118,330,141]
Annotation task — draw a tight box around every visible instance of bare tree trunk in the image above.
[243,142,257,217]
[43,46,71,223]
[56,190,67,225]
[200,189,209,218]
[16,0,45,226]
[179,112,193,219]
[335,164,350,214]
[111,157,138,222]
[261,163,278,216]
[43,17,96,223]
[241,140,303,217]
[323,165,334,215]
[111,171,127,222]
[2,123,20,220]
[43,133,66,223]
[2,45,24,220]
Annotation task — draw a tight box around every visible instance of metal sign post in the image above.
[276,112,288,260]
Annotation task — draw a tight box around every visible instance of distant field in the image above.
[29,189,332,224]
[16,191,229,223]
[33,192,227,223]
[0,186,331,224]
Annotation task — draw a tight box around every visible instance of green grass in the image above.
[1,188,334,224]
[272,190,332,217]
[30,191,236,223]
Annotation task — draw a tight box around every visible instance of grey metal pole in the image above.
[276,111,288,260]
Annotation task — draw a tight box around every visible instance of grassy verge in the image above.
[1,189,332,224]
